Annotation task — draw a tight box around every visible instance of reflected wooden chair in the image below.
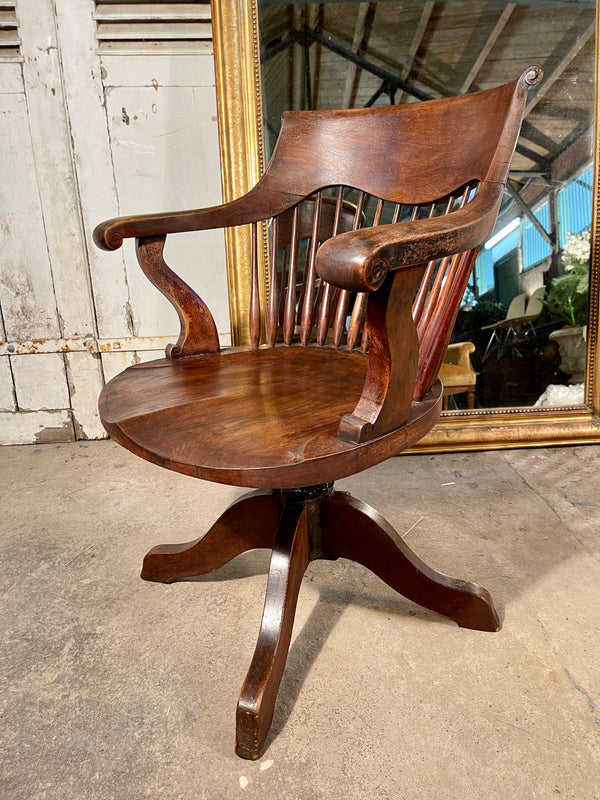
[94,67,541,759]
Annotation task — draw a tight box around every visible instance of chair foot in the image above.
[141,491,279,583]
[324,492,500,632]
[235,502,311,759]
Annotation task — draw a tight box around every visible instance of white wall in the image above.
[0,0,228,444]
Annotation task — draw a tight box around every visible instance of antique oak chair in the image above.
[94,67,541,759]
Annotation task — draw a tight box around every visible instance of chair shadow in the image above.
[176,547,505,752]
[265,579,453,748]
[183,548,272,582]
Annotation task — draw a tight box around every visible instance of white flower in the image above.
[562,230,590,271]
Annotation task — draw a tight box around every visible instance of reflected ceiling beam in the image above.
[342,2,372,108]
[293,6,303,109]
[515,141,550,171]
[311,29,432,100]
[509,171,548,178]
[519,119,558,155]
[526,18,595,114]
[397,1,435,103]
[496,126,592,232]
[310,4,325,108]
[505,182,554,245]
[459,4,516,94]
[262,26,432,102]
[552,124,594,183]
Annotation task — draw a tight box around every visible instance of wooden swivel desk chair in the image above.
[94,67,541,759]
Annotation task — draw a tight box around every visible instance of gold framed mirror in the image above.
[212,0,600,450]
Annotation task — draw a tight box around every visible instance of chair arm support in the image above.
[93,187,303,251]
[315,180,503,292]
[338,264,426,444]
[135,236,220,359]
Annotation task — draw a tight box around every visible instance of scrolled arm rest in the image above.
[93,204,238,251]
[93,186,303,251]
[445,341,476,369]
[315,180,504,292]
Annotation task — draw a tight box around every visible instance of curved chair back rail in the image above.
[93,67,542,248]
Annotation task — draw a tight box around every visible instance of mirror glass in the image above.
[258,0,595,411]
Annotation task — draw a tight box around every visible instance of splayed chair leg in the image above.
[144,484,498,760]
[141,490,279,583]
[236,501,311,759]
[324,491,501,632]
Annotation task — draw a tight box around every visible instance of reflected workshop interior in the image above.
[259,0,595,409]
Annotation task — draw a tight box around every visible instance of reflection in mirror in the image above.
[258,0,595,410]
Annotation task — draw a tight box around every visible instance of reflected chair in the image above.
[440,342,477,409]
[482,292,527,359]
[511,285,545,334]
[94,67,541,759]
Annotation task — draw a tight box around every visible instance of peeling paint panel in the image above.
[101,53,215,88]
[0,62,24,94]
[18,0,97,340]
[0,358,16,413]
[135,349,164,365]
[0,409,74,445]
[54,0,133,340]
[100,351,139,384]
[0,93,61,341]
[11,353,70,411]
[106,84,229,338]
[0,0,228,445]
[64,352,107,440]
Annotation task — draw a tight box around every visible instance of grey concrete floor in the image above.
[1,440,599,799]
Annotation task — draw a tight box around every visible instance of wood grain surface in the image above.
[100,346,443,488]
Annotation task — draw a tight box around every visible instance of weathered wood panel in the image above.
[0,62,23,94]
[11,353,70,411]
[100,351,139,384]
[104,79,229,341]
[0,0,232,443]
[100,53,216,87]
[64,352,107,440]
[0,93,61,341]
[0,359,16,413]
[54,0,133,340]
[18,0,97,340]
[0,410,74,445]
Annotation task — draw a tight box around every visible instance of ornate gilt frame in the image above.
[211,0,600,450]
[212,0,267,346]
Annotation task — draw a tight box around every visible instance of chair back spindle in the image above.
[249,222,261,348]
[251,180,482,400]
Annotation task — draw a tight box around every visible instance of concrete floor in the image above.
[1,440,599,799]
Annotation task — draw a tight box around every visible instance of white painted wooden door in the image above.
[0,0,228,445]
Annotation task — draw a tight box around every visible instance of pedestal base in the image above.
[141,485,500,759]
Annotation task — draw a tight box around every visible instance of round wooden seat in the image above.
[99,346,442,488]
